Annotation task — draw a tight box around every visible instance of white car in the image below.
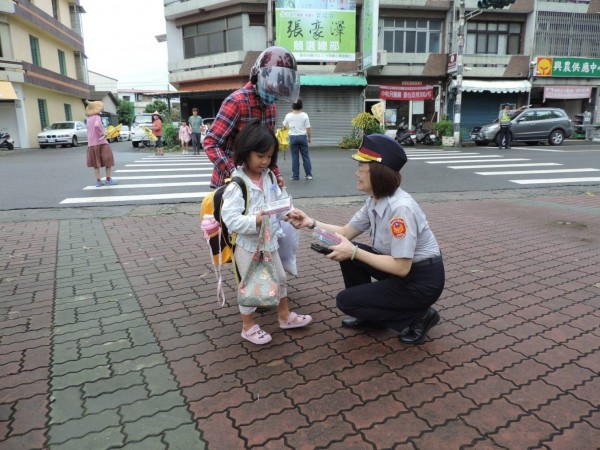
[118,125,131,141]
[200,117,215,147]
[38,121,88,148]
[131,113,154,148]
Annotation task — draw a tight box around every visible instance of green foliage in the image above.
[162,123,178,148]
[351,112,382,135]
[144,100,169,116]
[339,128,362,149]
[117,99,134,126]
[434,119,454,137]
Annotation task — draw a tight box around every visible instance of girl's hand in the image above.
[255,213,264,228]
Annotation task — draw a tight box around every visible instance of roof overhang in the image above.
[300,75,367,87]
[0,81,18,100]
[451,79,531,93]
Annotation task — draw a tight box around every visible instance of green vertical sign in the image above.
[362,0,378,69]
[275,0,356,62]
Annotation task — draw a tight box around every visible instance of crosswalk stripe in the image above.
[60,192,209,204]
[449,163,562,169]
[476,168,600,175]
[409,153,485,159]
[115,174,210,180]
[84,181,211,190]
[510,177,600,185]
[428,158,529,164]
[125,163,214,167]
[116,168,212,172]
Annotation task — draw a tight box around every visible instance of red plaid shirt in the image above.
[204,82,279,188]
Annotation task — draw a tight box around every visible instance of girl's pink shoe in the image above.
[279,312,313,329]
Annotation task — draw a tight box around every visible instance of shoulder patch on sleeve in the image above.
[390,217,407,238]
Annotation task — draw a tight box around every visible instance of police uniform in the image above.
[498,106,513,149]
[336,135,445,336]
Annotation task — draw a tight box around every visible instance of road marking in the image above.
[410,153,484,159]
[84,181,211,190]
[449,163,562,169]
[428,158,529,164]
[114,174,210,180]
[116,168,213,172]
[510,177,600,184]
[517,148,566,152]
[60,192,209,204]
[125,163,214,167]
[476,168,600,175]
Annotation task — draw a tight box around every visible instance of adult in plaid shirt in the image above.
[203,46,300,188]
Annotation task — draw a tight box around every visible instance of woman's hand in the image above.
[286,209,312,229]
[326,234,355,261]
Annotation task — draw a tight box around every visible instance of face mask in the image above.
[257,81,277,105]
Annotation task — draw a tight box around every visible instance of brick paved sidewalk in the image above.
[1,189,599,449]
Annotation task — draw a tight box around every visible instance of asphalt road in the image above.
[1,139,599,213]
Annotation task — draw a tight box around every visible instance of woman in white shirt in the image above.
[283,99,313,180]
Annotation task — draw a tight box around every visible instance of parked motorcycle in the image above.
[0,132,14,150]
[395,118,414,147]
[413,118,436,145]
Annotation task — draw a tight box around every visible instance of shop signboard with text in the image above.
[275,0,356,62]
[379,85,434,101]
[536,56,600,78]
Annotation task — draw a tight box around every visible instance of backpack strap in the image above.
[227,176,249,285]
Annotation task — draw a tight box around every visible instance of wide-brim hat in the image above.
[351,134,407,172]
[152,111,161,118]
[85,101,103,116]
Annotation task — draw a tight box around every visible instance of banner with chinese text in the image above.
[379,85,434,101]
[275,0,356,62]
[536,57,600,78]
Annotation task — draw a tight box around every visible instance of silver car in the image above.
[470,107,572,147]
[37,121,88,148]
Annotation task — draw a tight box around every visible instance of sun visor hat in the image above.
[256,66,300,104]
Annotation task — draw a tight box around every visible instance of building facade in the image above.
[163,0,600,146]
[0,0,91,148]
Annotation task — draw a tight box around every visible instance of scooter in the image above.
[395,118,414,146]
[413,118,436,145]
[0,132,14,150]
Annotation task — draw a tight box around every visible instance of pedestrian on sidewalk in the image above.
[289,134,445,345]
[188,108,203,155]
[203,46,300,188]
[85,101,118,187]
[221,119,313,345]
[151,112,164,156]
[179,120,192,154]
[283,98,313,180]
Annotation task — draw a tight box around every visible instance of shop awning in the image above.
[300,75,367,87]
[451,79,531,93]
[0,81,18,100]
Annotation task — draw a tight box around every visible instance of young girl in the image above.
[151,112,164,156]
[221,119,313,345]
[179,121,191,154]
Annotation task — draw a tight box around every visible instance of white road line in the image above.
[125,163,214,167]
[84,181,211,190]
[510,177,600,185]
[60,192,209,204]
[517,148,566,152]
[116,168,212,172]
[476,168,600,175]
[405,151,463,155]
[449,163,562,169]
[410,153,484,159]
[115,174,210,180]
[428,158,529,164]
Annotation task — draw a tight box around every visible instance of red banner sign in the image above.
[544,86,592,100]
[379,85,434,101]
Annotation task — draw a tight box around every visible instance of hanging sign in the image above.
[379,85,434,101]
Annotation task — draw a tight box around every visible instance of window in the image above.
[64,104,72,121]
[38,99,49,130]
[182,16,243,58]
[123,95,131,101]
[382,18,442,54]
[535,12,600,58]
[30,35,41,66]
[51,0,58,19]
[58,50,67,76]
[466,22,521,55]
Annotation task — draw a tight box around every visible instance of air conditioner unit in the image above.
[377,50,387,66]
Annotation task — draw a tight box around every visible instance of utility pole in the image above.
[453,0,465,147]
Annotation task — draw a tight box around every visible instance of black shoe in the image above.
[342,316,367,328]
[398,307,440,345]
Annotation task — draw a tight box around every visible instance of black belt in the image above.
[412,254,443,268]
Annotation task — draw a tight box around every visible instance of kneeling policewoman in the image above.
[289,134,445,344]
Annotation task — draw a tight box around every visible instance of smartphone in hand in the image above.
[310,243,333,255]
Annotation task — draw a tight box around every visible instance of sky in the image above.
[79,0,171,91]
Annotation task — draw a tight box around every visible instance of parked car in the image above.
[118,125,131,142]
[130,113,154,148]
[37,121,88,148]
[200,117,215,147]
[470,107,572,147]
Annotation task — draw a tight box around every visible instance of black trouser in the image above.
[336,243,445,332]
[498,126,512,148]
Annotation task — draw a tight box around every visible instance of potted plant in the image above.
[435,117,455,146]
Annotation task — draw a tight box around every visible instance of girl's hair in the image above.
[233,118,279,168]
[292,98,303,110]
[369,162,401,199]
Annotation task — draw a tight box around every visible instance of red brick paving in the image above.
[1,189,599,448]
